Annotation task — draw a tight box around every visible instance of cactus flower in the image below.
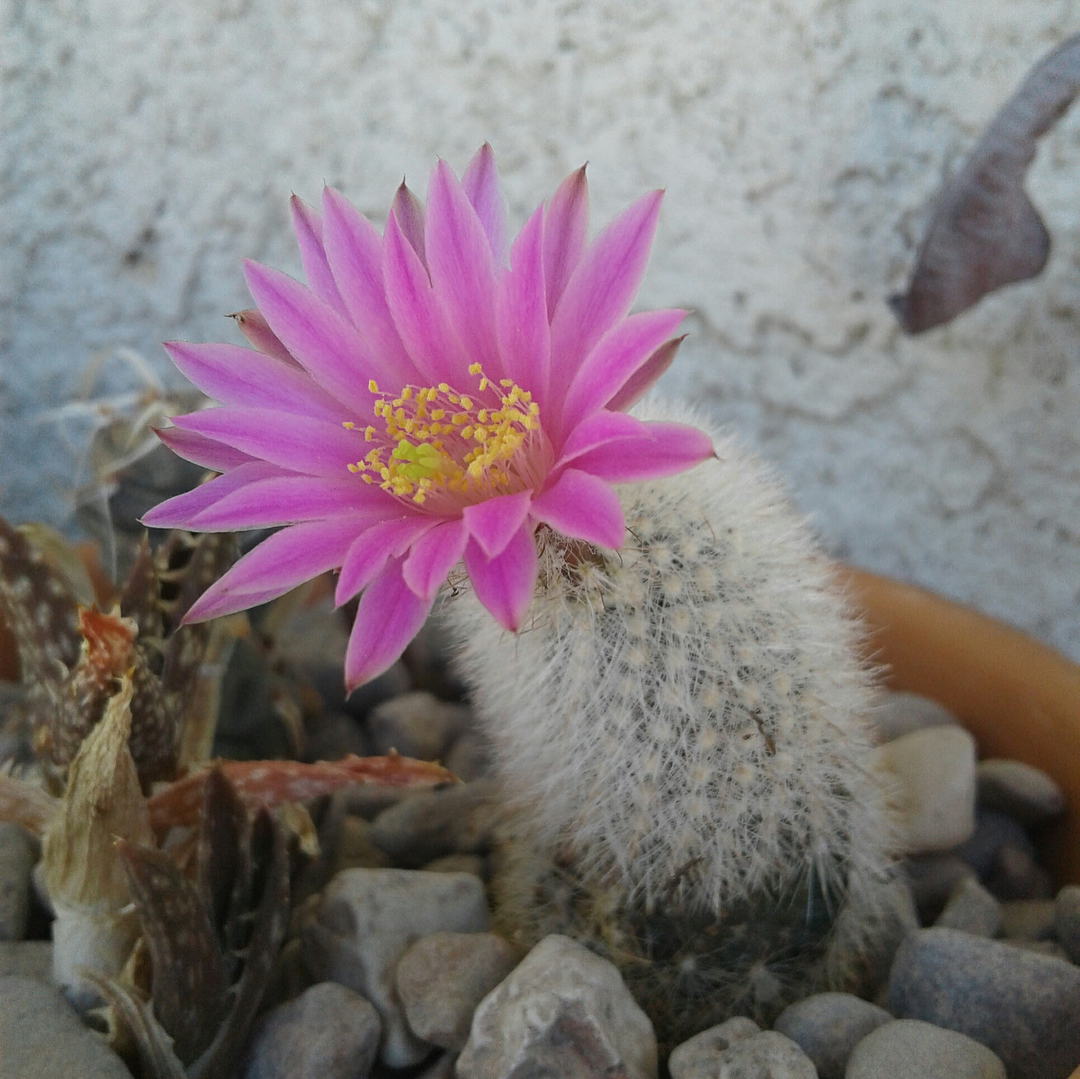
[145,146,713,688]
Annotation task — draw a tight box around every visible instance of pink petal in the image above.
[154,426,258,471]
[230,309,301,366]
[557,410,647,465]
[164,341,348,421]
[243,261,382,414]
[321,187,415,373]
[495,206,550,399]
[462,144,507,264]
[141,461,284,528]
[566,422,715,482]
[531,469,625,549]
[463,524,537,632]
[170,407,365,478]
[547,190,663,401]
[606,335,685,412]
[461,490,532,558]
[382,213,470,386]
[335,516,437,605]
[544,165,589,318]
[391,181,426,265]
[290,195,348,316]
[402,517,468,599]
[189,475,389,531]
[345,558,434,690]
[184,516,369,622]
[559,309,685,434]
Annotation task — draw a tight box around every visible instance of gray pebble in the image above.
[0,824,38,941]
[444,730,491,782]
[458,934,657,1079]
[935,878,1003,938]
[870,691,958,742]
[955,808,1037,878]
[986,842,1053,902]
[423,853,487,878]
[370,780,499,867]
[846,1019,1006,1079]
[0,940,51,981]
[905,854,976,923]
[368,691,471,762]
[668,1015,761,1077]
[975,760,1065,826]
[302,869,490,1068]
[875,726,976,853]
[670,1030,815,1079]
[1054,885,1080,964]
[242,981,381,1079]
[887,927,1080,1079]
[396,931,520,1050]
[332,815,391,873]
[0,976,132,1078]
[1000,900,1056,941]
[772,992,891,1079]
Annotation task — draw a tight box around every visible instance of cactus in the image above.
[445,399,901,1045]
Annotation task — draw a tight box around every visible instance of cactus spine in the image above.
[445,399,900,1045]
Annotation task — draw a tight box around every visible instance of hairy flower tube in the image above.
[144,146,714,688]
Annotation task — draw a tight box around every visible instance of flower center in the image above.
[346,364,541,505]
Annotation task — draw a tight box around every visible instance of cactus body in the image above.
[445,400,900,1044]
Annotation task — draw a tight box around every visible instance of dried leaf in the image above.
[891,34,1080,333]
[0,771,57,834]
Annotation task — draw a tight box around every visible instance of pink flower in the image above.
[144,146,713,689]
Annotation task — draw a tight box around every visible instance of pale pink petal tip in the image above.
[463,525,538,633]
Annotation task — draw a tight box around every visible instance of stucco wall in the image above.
[3,0,1078,657]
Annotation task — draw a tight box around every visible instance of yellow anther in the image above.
[438,382,450,393]
[468,362,482,375]
[368,379,379,393]
[342,421,355,429]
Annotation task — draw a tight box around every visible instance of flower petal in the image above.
[170,407,365,478]
[560,309,685,433]
[548,190,663,402]
[606,335,685,413]
[462,143,507,264]
[230,309,301,366]
[344,558,434,691]
[153,426,257,471]
[402,517,468,600]
[382,212,470,386]
[164,341,348,421]
[566,422,715,482]
[557,410,647,465]
[335,516,437,605]
[141,461,285,529]
[461,490,532,558]
[463,524,537,632]
[242,261,382,413]
[531,469,625,549]
[426,159,501,373]
[495,205,550,400]
[184,516,369,622]
[290,195,348,316]
[391,181,427,265]
[544,164,588,318]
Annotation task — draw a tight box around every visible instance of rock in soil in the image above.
[0,940,51,981]
[934,878,1003,938]
[0,976,132,1078]
[396,931,520,1050]
[985,841,1054,901]
[772,992,892,1079]
[955,809,1036,878]
[905,854,976,922]
[975,760,1065,826]
[457,934,657,1079]
[875,726,976,853]
[302,868,490,1067]
[870,691,958,743]
[443,731,491,782]
[846,1019,1006,1079]
[423,853,487,878]
[367,691,471,762]
[887,927,1080,1079]
[242,981,381,1079]
[667,1015,761,1078]
[0,823,37,941]
[1054,885,1080,964]
[670,1030,815,1079]
[999,900,1055,941]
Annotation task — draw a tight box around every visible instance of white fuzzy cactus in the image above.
[444,398,901,1044]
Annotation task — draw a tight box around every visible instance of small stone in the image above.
[0,976,132,1078]
[0,823,37,941]
[370,780,499,867]
[955,808,1036,878]
[772,992,892,1079]
[396,931,520,1050]
[242,981,381,1079]
[975,759,1065,826]
[457,934,657,1079]
[368,691,470,761]
[333,815,391,873]
[870,691,958,742]
[0,940,51,980]
[424,853,487,878]
[999,900,1055,941]
[887,927,1080,1079]
[444,731,491,782]
[303,868,490,1067]
[846,1019,1006,1079]
[339,659,412,719]
[668,1015,761,1077]
[670,1030,815,1079]
[1054,885,1080,963]
[875,726,976,853]
[935,878,1003,938]
[1003,939,1069,960]
[986,842,1053,901]
[301,711,372,763]
[905,854,976,922]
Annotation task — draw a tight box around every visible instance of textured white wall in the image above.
[3,0,1078,656]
